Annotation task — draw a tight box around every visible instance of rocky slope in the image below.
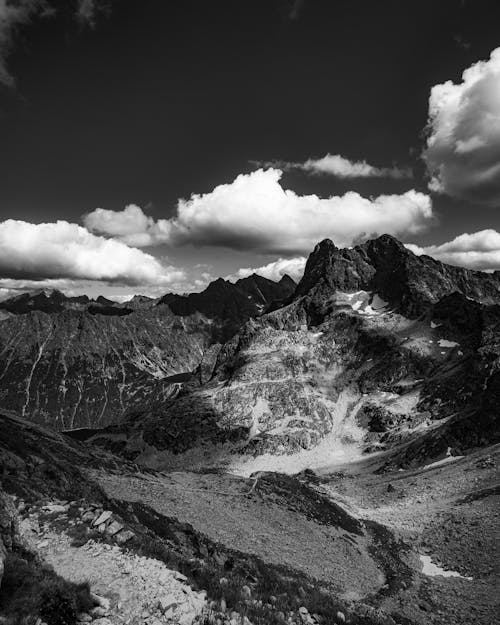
[1,408,498,625]
[89,235,500,472]
[0,277,295,430]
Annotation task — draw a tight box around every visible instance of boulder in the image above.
[105,520,124,536]
[93,510,113,526]
[115,529,135,544]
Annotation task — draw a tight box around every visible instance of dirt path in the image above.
[20,522,206,625]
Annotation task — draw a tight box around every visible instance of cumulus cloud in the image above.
[228,257,306,283]
[83,204,159,247]
[0,0,107,85]
[406,229,500,271]
[423,47,500,206]
[87,169,433,255]
[255,155,412,179]
[0,219,185,286]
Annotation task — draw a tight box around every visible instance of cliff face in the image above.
[0,277,295,430]
[296,234,500,319]
[100,235,500,471]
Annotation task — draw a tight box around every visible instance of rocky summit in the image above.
[0,235,499,625]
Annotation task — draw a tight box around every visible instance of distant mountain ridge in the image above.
[0,274,295,428]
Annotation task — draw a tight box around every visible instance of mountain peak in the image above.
[295,234,500,318]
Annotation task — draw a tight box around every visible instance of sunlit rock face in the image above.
[0,276,295,430]
[106,235,500,471]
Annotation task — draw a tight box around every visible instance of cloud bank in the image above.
[0,219,185,286]
[85,168,433,255]
[257,155,412,179]
[407,229,500,271]
[423,47,500,206]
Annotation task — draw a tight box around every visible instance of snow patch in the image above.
[249,397,269,438]
[419,555,472,580]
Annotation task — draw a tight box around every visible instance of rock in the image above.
[76,613,92,623]
[93,510,113,526]
[115,529,135,544]
[158,596,178,613]
[90,592,110,610]
[336,611,346,623]
[105,520,124,536]
[173,570,188,582]
[90,607,108,618]
[164,607,175,620]
[19,517,40,535]
[81,510,96,523]
[43,503,69,513]
[241,585,252,599]
[37,540,49,548]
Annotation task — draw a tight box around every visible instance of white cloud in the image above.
[423,47,500,206]
[83,204,158,247]
[406,229,500,271]
[86,169,433,255]
[228,257,306,283]
[0,219,185,286]
[0,0,107,85]
[258,154,412,179]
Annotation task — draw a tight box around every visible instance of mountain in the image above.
[92,234,500,473]
[296,235,500,318]
[157,274,296,341]
[0,289,91,314]
[0,277,294,429]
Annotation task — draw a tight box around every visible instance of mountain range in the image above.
[1,234,499,625]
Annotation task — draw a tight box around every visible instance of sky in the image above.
[0,0,499,300]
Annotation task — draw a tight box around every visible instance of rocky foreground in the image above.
[0,410,499,625]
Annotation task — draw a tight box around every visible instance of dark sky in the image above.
[0,0,499,296]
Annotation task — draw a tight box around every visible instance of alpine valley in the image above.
[0,236,499,625]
